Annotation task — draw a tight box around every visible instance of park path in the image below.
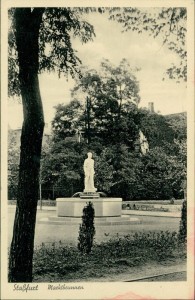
[8,206,180,247]
[35,262,186,282]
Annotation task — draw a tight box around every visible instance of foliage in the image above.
[138,109,175,150]
[32,231,186,281]
[138,147,186,200]
[52,100,85,140]
[41,138,113,197]
[179,200,187,242]
[97,145,143,199]
[40,136,186,200]
[78,202,96,254]
[165,112,187,140]
[94,148,115,193]
[94,143,186,200]
[99,231,179,261]
[109,7,187,81]
[9,125,186,201]
[73,58,140,104]
[9,113,176,202]
[8,8,96,97]
[70,59,141,147]
[8,129,20,199]
[41,140,86,197]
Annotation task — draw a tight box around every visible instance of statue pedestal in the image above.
[80,192,99,199]
[56,197,122,217]
[83,187,97,193]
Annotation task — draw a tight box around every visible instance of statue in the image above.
[83,152,97,192]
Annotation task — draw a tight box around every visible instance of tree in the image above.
[52,100,85,140]
[78,202,96,254]
[71,59,141,148]
[41,140,86,197]
[138,108,175,150]
[179,200,187,242]
[8,7,95,282]
[109,7,187,81]
[165,112,187,141]
[107,145,143,200]
[139,147,185,200]
[8,9,45,282]
[95,148,115,194]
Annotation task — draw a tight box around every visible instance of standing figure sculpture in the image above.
[84,152,97,192]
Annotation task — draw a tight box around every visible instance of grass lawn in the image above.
[32,231,186,282]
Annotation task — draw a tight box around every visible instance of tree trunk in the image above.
[86,96,91,144]
[9,8,44,282]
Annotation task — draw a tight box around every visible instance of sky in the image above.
[8,10,187,130]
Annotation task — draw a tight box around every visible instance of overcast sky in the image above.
[8,10,187,130]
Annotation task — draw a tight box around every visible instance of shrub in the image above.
[78,202,96,254]
[32,230,186,281]
[179,200,187,242]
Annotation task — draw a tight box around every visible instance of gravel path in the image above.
[8,207,181,246]
[59,262,186,282]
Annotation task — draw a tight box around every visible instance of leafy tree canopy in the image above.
[165,112,187,140]
[52,100,85,139]
[109,7,187,81]
[70,59,141,147]
[8,7,96,97]
[138,108,176,150]
[9,6,187,99]
[72,58,140,105]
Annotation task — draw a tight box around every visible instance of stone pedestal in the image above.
[80,192,99,199]
[83,188,97,193]
[56,197,122,217]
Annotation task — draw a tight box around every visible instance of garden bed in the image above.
[32,231,186,282]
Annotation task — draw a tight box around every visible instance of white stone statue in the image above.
[83,152,97,192]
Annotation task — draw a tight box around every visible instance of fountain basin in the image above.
[56,198,122,217]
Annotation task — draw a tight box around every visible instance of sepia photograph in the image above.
[1,0,194,299]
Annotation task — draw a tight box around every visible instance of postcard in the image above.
[1,0,194,299]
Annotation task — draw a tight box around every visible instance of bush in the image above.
[179,200,187,242]
[32,230,186,281]
[78,202,96,254]
[96,231,179,261]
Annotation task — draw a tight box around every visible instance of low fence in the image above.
[8,200,56,206]
[122,200,183,212]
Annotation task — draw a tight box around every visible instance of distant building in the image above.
[148,102,154,113]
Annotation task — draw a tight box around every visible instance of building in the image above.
[148,102,154,113]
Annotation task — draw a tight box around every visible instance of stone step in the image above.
[38,216,141,226]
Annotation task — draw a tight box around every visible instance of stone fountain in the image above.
[52,152,140,226]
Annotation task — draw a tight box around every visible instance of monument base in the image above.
[39,215,141,226]
[56,197,122,217]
